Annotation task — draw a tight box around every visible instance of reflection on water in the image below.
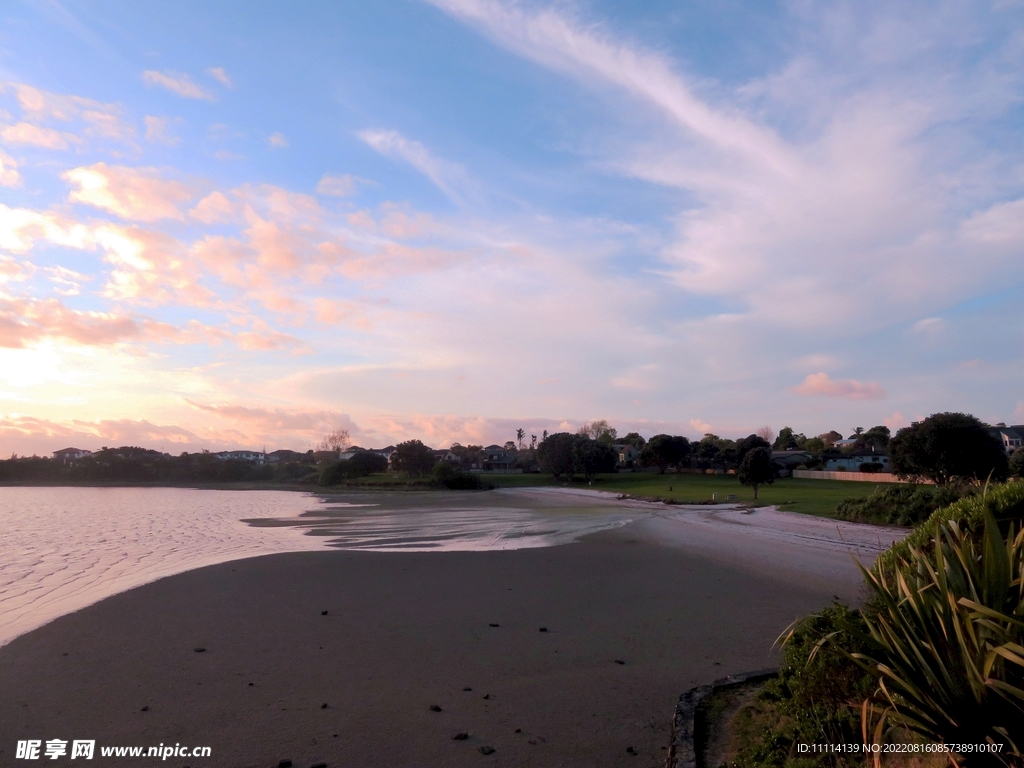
[0,486,637,647]
[0,487,328,647]
[249,488,636,551]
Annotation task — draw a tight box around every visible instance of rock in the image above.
[488,623,499,627]
[463,687,472,691]
[321,610,328,615]
[140,706,148,712]
[614,659,625,665]
[539,627,548,632]
[479,746,496,755]
[515,729,522,733]
[453,732,469,740]
[277,761,292,768]
[311,763,327,768]
[248,682,254,686]
[194,647,206,653]
[321,703,328,709]
[627,746,638,755]
[430,705,442,712]
[482,694,490,699]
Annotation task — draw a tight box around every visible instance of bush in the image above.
[858,462,883,473]
[728,604,876,768]
[835,484,974,527]
[1011,449,1024,478]
[318,451,388,485]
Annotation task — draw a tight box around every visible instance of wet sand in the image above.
[0,508,883,768]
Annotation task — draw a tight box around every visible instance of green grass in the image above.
[320,470,904,520]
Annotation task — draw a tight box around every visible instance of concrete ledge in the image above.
[666,669,778,768]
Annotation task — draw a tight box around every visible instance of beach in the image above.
[0,489,904,767]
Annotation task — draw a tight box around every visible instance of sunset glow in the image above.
[1,1,1022,454]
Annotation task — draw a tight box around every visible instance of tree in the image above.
[640,434,690,474]
[503,441,517,453]
[572,438,617,481]
[390,440,436,476]
[738,447,774,499]
[1010,449,1024,478]
[516,428,525,450]
[756,426,775,444]
[860,425,890,450]
[317,429,350,453]
[620,432,646,449]
[818,430,843,447]
[530,434,537,450]
[774,427,796,450]
[537,432,577,479]
[578,420,617,443]
[735,434,771,466]
[889,412,1008,485]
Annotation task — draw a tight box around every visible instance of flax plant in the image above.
[855,511,1024,763]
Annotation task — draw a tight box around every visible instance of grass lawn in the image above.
[489,471,902,519]
[327,471,902,519]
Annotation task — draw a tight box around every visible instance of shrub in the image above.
[835,484,974,527]
[855,510,1024,755]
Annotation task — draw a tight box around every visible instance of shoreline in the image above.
[0,519,865,767]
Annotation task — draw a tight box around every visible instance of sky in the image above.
[1,0,1023,455]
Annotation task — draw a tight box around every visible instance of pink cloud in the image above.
[63,163,195,222]
[189,191,237,224]
[0,150,21,187]
[793,372,885,400]
[1,122,77,149]
[142,70,214,101]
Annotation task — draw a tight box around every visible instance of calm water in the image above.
[0,486,635,647]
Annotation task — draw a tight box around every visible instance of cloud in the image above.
[143,115,182,145]
[689,418,712,434]
[793,372,884,400]
[189,191,237,224]
[206,67,233,88]
[316,173,360,197]
[62,163,195,222]
[142,70,215,101]
[0,296,221,349]
[358,129,472,203]
[269,132,289,148]
[911,317,944,335]
[0,149,21,186]
[0,122,78,149]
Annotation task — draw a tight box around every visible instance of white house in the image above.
[215,450,266,465]
[612,443,641,467]
[52,447,92,463]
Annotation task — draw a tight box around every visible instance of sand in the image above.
[0,494,900,768]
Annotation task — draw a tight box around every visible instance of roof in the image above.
[53,447,90,455]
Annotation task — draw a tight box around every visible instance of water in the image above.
[0,486,635,647]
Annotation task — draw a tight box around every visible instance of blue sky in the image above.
[0,0,1022,453]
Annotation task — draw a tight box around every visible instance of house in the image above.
[988,426,1024,456]
[433,449,460,465]
[216,450,266,465]
[824,449,890,472]
[52,447,92,464]
[612,443,641,467]
[481,444,516,471]
[771,450,813,469]
[832,439,859,449]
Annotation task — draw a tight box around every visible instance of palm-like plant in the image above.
[855,511,1024,762]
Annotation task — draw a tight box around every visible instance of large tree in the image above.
[639,434,690,474]
[738,446,774,499]
[390,440,436,476]
[572,438,618,481]
[620,432,646,449]
[889,412,1008,485]
[537,432,577,479]
[735,434,771,466]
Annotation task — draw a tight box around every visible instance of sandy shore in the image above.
[0,503,884,768]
